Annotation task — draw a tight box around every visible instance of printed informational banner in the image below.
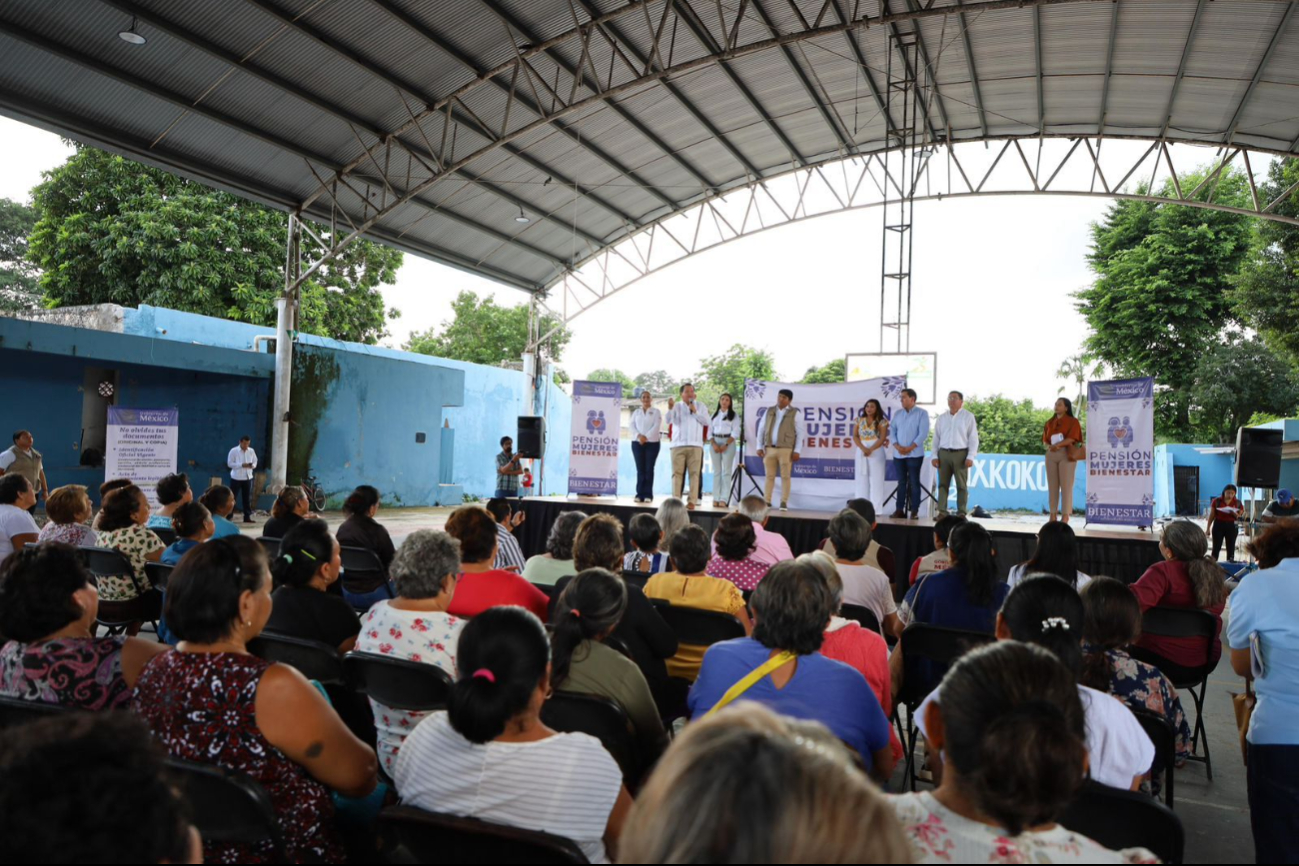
[568,380,622,496]
[105,407,179,507]
[846,352,938,404]
[742,376,909,511]
[1086,377,1155,526]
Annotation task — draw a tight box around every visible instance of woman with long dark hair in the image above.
[852,398,890,506]
[1006,521,1090,590]
[335,484,397,608]
[1206,483,1242,562]
[1043,397,1083,523]
[709,393,739,508]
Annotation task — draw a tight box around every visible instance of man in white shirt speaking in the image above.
[665,383,709,510]
[227,435,258,523]
[757,389,804,512]
[930,391,979,518]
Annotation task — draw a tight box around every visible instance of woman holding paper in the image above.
[1043,398,1083,523]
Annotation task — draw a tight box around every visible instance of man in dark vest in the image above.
[756,389,804,511]
[0,431,47,513]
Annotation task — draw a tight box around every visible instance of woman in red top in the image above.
[1042,398,1084,523]
[1205,483,1242,563]
[443,506,549,620]
[1128,520,1227,681]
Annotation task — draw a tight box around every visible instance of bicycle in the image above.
[300,470,327,512]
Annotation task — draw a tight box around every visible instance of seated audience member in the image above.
[552,568,667,769]
[161,502,214,565]
[624,513,669,575]
[915,575,1154,791]
[1007,521,1091,590]
[1128,519,1227,681]
[265,518,360,653]
[646,524,751,681]
[36,484,97,548]
[0,474,39,558]
[148,473,192,530]
[444,505,548,620]
[0,713,201,864]
[620,703,910,864]
[555,515,679,714]
[522,510,584,585]
[908,513,964,586]
[94,484,165,603]
[655,497,691,552]
[1261,487,1299,523]
[261,485,310,539]
[826,508,900,636]
[133,536,377,864]
[199,484,243,539]
[706,513,770,592]
[1081,577,1191,767]
[335,485,397,608]
[394,607,631,864]
[892,641,1156,864]
[823,498,896,577]
[688,560,895,780]
[0,543,166,708]
[713,495,794,566]
[356,529,464,774]
[485,497,526,572]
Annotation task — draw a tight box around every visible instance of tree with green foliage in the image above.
[1076,167,1253,440]
[801,358,847,384]
[27,146,402,343]
[963,395,1054,455]
[0,198,41,314]
[694,344,779,408]
[1189,336,1299,444]
[586,368,635,396]
[404,290,571,367]
[1055,351,1104,415]
[633,370,678,396]
[1234,157,1299,366]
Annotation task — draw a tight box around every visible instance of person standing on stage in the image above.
[630,390,663,504]
[665,383,709,510]
[1206,483,1242,562]
[495,436,524,500]
[889,389,929,519]
[226,435,257,523]
[930,390,979,518]
[1043,398,1083,523]
[0,430,48,514]
[757,389,804,512]
[852,399,889,506]
[709,394,739,509]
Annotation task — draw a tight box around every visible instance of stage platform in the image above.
[516,496,1164,596]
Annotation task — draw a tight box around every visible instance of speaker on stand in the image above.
[1235,426,1283,546]
[517,416,545,496]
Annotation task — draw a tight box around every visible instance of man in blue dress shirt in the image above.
[889,388,930,519]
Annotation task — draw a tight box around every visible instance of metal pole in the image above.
[270,214,299,494]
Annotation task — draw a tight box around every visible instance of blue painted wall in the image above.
[1152,444,1235,518]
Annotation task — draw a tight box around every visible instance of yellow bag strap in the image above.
[704,651,797,718]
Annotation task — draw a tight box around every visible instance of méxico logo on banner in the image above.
[568,380,622,496]
[105,407,179,508]
[1086,377,1155,526]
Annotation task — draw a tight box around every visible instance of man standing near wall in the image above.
[495,436,524,500]
[665,383,709,510]
[930,391,979,518]
[0,431,48,514]
[227,435,257,523]
[756,389,803,512]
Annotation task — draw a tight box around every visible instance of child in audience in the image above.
[624,513,669,574]
[161,502,214,565]
[907,513,964,585]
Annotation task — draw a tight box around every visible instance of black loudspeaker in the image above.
[1235,427,1282,488]
[517,416,545,458]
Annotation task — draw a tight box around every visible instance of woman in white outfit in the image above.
[709,393,739,508]
[853,398,889,507]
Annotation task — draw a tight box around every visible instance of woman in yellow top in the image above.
[1042,398,1084,524]
[852,399,890,507]
[645,524,751,681]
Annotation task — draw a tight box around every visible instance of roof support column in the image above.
[269,213,300,495]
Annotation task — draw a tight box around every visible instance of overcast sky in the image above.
[2,115,1117,408]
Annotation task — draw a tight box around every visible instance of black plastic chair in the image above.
[532,582,557,601]
[840,603,882,635]
[655,604,745,647]
[144,561,175,591]
[79,546,159,635]
[1131,706,1177,808]
[541,692,642,787]
[167,758,286,861]
[343,652,454,711]
[895,624,995,790]
[256,536,281,558]
[247,632,345,685]
[1059,780,1185,864]
[620,570,649,591]
[0,694,70,729]
[377,805,589,864]
[152,526,177,546]
[1140,607,1218,780]
[339,545,391,606]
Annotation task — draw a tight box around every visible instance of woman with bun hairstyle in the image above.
[394,606,631,863]
[335,485,397,608]
[890,641,1156,863]
[264,518,360,653]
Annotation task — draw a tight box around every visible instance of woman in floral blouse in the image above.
[706,513,770,593]
[94,485,164,603]
[1081,576,1192,765]
[36,484,97,549]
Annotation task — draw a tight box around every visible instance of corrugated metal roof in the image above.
[3,0,1299,293]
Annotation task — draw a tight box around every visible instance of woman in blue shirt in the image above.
[160,502,213,566]
[199,485,244,539]
[1228,521,1299,863]
[688,560,895,781]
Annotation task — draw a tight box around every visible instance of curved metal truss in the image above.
[531,134,1299,345]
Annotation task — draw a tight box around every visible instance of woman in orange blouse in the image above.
[1042,398,1084,523]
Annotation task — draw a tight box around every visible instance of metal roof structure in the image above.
[5,0,1299,296]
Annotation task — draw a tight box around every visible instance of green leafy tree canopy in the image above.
[801,358,847,384]
[404,290,571,367]
[1189,335,1299,445]
[694,344,779,408]
[633,370,678,396]
[0,198,41,314]
[963,395,1054,455]
[1234,157,1299,365]
[586,368,635,397]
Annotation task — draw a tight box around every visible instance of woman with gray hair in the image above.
[354,529,466,774]
[522,510,586,586]
[654,497,690,552]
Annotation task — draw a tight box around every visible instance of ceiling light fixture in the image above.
[118,17,146,45]
[514,208,530,224]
